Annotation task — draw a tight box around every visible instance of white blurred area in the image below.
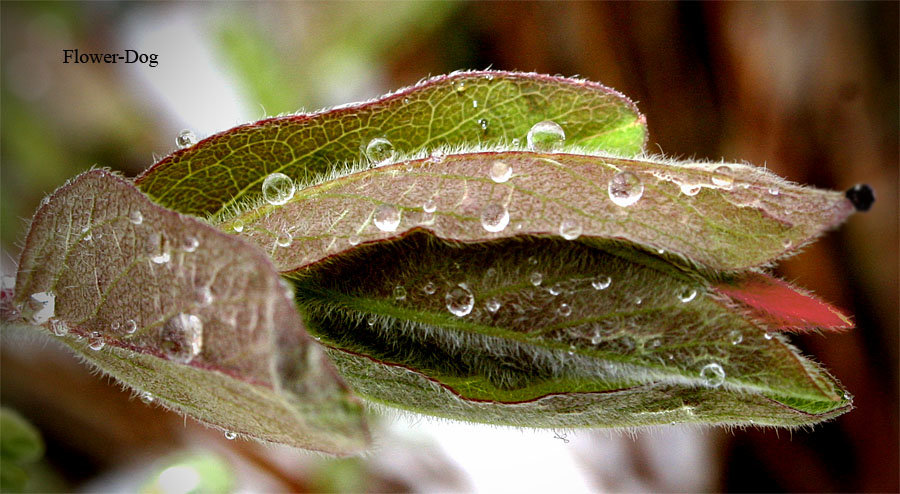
[103,5,720,493]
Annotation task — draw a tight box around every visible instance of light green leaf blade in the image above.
[225,151,855,272]
[292,234,850,427]
[10,170,368,454]
[135,71,646,216]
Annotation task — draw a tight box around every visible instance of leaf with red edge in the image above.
[7,170,368,454]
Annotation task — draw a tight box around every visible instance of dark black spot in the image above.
[845,184,875,212]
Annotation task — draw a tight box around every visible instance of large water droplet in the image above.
[275,230,293,247]
[422,282,437,295]
[393,285,407,301]
[591,276,611,290]
[348,235,361,246]
[608,171,644,207]
[197,286,214,306]
[365,137,395,164]
[678,288,697,303]
[711,165,734,190]
[559,219,582,240]
[125,319,138,334]
[182,236,199,253]
[129,210,143,225]
[160,313,203,364]
[232,220,244,233]
[224,431,237,440]
[485,298,501,313]
[548,282,563,296]
[423,198,437,213]
[176,129,197,149]
[454,80,465,92]
[729,330,743,345]
[699,362,726,387]
[26,291,55,324]
[480,203,509,232]
[764,332,774,340]
[139,391,155,404]
[490,161,512,183]
[50,319,69,336]
[88,332,105,351]
[374,204,401,232]
[530,272,543,286]
[262,173,295,205]
[150,251,170,264]
[527,121,565,151]
[680,184,701,196]
[445,284,474,317]
[557,303,572,317]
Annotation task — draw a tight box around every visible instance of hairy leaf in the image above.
[224,151,855,272]
[9,170,368,454]
[292,234,851,427]
[136,71,647,216]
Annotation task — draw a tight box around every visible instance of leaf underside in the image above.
[12,170,368,454]
[136,71,647,217]
[292,233,850,427]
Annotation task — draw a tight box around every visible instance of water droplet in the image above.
[680,183,701,196]
[445,284,474,317]
[423,198,437,213]
[591,332,602,345]
[26,291,55,324]
[549,283,563,296]
[275,230,293,247]
[711,165,734,190]
[176,129,197,149]
[559,219,582,240]
[111,321,121,332]
[485,298,501,313]
[224,431,237,440]
[50,319,69,336]
[366,315,376,326]
[472,99,479,108]
[764,332,774,340]
[608,171,644,207]
[634,297,643,305]
[422,282,437,295]
[348,235,361,246]
[699,362,726,387]
[729,330,743,345]
[511,138,521,146]
[490,161,512,183]
[646,338,662,350]
[402,97,410,104]
[526,120,565,151]
[365,137,395,164]
[528,256,538,265]
[232,220,244,233]
[182,236,199,253]
[82,227,92,242]
[767,187,780,196]
[454,81,465,92]
[591,276,611,290]
[557,303,572,317]
[262,172,295,206]
[374,204,401,232]
[125,319,138,334]
[393,285,407,301]
[197,286,214,306]
[150,251,170,264]
[129,210,143,225]
[782,238,793,249]
[480,203,509,232]
[160,313,203,364]
[88,331,105,351]
[430,150,446,163]
[678,288,697,303]
[139,391,155,404]
[478,118,488,132]
[530,272,543,286]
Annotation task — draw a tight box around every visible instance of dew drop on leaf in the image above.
[678,288,698,303]
[712,165,734,190]
[224,431,237,440]
[50,319,68,337]
[232,220,244,233]
[490,161,512,183]
[485,298,501,313]
[423,198,437,213]
[348,235,361,246]
[374,204,401,232]
[557,303,572,317]
[393,285,407,301]
[700,362,726,387]
[454,81,465,92]
[526,120,565,151]
[549,283,563,296]
[478,118,488,133]
[764,332,774,340]
[275,230,293,248]
[262,173,295,206]
[88,331,105,351]
[472,100,479,108]
[25,291,55,324]
[680,183,701,196]
[591,276,611,290]
[365,137,395,164]
[176,129,197,149]
[445,284,474,317]
[422,282,437,295]
[767,187,780,196]
[125,319,138,334]
[559,219,582,240]
[530,272,543,286]
[608,171,644,207]
[129,210,143,225]
[480,203,509,232]
[182,236,199,253]
[150,251,171,264]
[729,330,743,345]
[197,286,214,306]
[160,313,203,364]
[139,391,155,404]
[782,238,793,249]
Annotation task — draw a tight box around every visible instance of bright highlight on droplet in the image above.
[374,204,401,232]
[262,173,295,206]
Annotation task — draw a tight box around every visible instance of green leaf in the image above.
[223,151,855,272]
[10,170,368,454]
[292,234,850,427]
[0,408,44,465]
[135,71,646,217]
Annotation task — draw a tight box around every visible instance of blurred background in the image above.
[1,2,897,492]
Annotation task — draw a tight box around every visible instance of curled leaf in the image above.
[136,70,647,216]
[292,234,851,427]
[10,170,368,454]
[225,151,856,272]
